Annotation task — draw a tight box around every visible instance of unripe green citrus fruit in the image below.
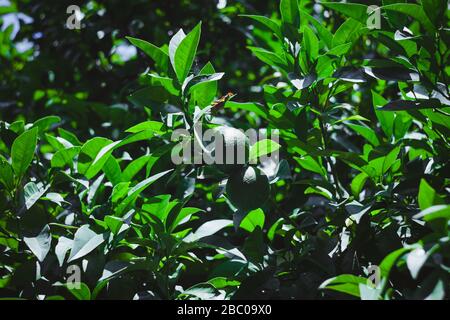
[211,126,249,174]
[226,166,270,210]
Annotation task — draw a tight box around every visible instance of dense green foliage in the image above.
[0,0,449,300]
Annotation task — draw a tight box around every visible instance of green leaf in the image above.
[111,182,130,204]
[172,22,202,83]
[426,280,446,300]
[190,62,218,108]
[115,169,173,215]
[295,156,326,176]
[169,29,186,70]
[51,146,81,168]
[333,115,369,125]
[185,72,224,94]
[346,123,380,146]
[382,4,435,34]
[208,277,240,289]
[359,284,381,300]
[320,274,368,298]
[379,247,412,278]
[32,116,61,134]
[43,295,64,300]
[249,139,281,161]
[44,192,68,207]
[280,0,300,26]
[0,4,17,15]
[184,219,232,242]
[103,156,122,185]
[0,157,14,191]
[22,182,49,210]
[125,120,165,134]
[63,283,91,300]
[380,99,443,111]
[121,154,152,182]
[55,236,73,267]
[84,130,155,179]
[372,91,394,138]
[169,207,203,232]
[351,172,368,197]
[126,37,168,72]
[86,140,122,178]
[23,224,51,262]
[58,128,82,146]
[128,86,169,106]
[393,113,412,139]
[321,2,369,24]
[0,275,11,289]
[406,247,428,279]
[325,42,352,57]
[333,67,366,83]
[77,137,112,176]
[289,73,316,90]
[104,216,126,235]
[224,101,268,119]
[142,194,172,222]
[383,0,408,29]
[45,134,71,151]
[11,127,38,181]
[240,208,265,233]
[363,148,399,178]
[68,225,106,262]
[267,218,284,241]
[240,15,282,39]
[181,283,222,300]
[98,261,131,283]
[303,27,319,62]
[382,147,400,174]
[248,47,288,70]
[332,18,363,48]
[300,9,333,49]
[414,205,450,222]
[148,74,179,95]
[8,120,24,134]
[421,0,447,25]
[418,179,443,210]
[364,66,419,82]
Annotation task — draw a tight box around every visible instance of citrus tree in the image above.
[0,0,448,300]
